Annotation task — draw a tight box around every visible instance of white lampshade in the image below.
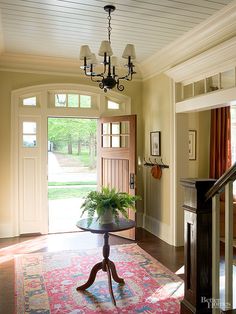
[79,45,92,60]
[122,44,136,59]
[88,53,98,65]
[98,40,113,56]
[111,56,118,66]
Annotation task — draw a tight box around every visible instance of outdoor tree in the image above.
[48,118,97,168]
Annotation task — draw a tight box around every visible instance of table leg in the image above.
[76,262,103,291]
[76,232,124,306]
[108,260,125,284]
[106,263,116,306]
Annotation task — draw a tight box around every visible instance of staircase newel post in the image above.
[180,179,216,314]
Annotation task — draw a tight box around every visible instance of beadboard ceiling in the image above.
[0,0,233,67]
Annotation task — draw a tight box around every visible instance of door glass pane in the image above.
[121,121,129,134]
[55,94,67,107]
[102,123,110,135]
[23,135,37,147]
[112,123,120,135]
[121,136,129,148]
[111,136,120,148]
[23,122,36,134]
[68,94,79,107]
[102,135,110,147]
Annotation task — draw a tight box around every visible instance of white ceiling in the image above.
[0,0,233,66]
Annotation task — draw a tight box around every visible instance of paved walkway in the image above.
[48,152,97,233]
[48,152,97,182]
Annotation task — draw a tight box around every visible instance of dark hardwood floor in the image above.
[0,228,184,314]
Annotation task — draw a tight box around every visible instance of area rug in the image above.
[15,244,184,313]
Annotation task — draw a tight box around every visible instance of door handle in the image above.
[130,173,135,189]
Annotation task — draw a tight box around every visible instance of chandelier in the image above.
[79,5,136,92]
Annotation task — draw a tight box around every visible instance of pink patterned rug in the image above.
[15,244,183,313]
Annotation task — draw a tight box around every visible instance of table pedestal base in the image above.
[76,232,124,306]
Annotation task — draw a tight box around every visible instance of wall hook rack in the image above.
[143,157,169,169]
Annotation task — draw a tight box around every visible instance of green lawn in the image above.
[48,186,97,200]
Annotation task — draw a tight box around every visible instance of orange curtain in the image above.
[209,107,231,179]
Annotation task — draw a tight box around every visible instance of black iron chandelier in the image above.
[79,5,136,92]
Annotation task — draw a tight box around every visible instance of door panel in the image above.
[98,115,136,240]
[19,116,42,234]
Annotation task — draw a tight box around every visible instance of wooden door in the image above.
[98,115,136,240]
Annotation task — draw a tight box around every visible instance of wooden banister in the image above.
[181,165,236,313]
[206,162,236,200]
[180,179,216,314]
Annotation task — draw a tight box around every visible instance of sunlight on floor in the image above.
[0,236,48,264]
[175,265,184,275]
[48,198,86,233]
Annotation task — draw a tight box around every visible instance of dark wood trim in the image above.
[180,179,216,314]
[205,162,236,200]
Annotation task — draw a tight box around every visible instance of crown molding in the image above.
[165,36,236,84]
[0,52,85,76]
[140,0,236,80]
[0,52,143,80]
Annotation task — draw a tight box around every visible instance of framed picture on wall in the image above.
[150,131,161,156]
[189,130,196,160]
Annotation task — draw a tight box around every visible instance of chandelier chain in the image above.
[107,11,112,43]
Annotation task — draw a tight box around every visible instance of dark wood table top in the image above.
[76,218,135,234]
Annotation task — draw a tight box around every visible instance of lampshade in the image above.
[111,56,118,66]
[89,53,98,65]
[122,44,136,59]
[98,40,113,56]
[79,45,92,60]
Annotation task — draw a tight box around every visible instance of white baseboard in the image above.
[0,223,15,238]
[143,214,173,245]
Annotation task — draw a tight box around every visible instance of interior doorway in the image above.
[48,117,98,233]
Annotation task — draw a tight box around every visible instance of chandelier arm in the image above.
[90,62,108,78]
[90,75,103,83]
[84,69,93,77]
[116,79,124,91]
[116,71,133,81]
[117,62,136,81]
[85,62,107,78]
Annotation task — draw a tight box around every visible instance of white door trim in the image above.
[10,83,131,237]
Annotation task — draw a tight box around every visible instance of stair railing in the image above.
[206,162,236,313]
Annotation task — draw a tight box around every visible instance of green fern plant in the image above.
[80,186,141,226]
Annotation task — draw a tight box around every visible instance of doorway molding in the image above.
[10,83,131,237]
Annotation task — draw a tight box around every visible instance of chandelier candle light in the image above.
[79,5,136,92]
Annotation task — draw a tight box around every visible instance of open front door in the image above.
[98,115,136,240]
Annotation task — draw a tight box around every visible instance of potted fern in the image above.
[80,186,141,226]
